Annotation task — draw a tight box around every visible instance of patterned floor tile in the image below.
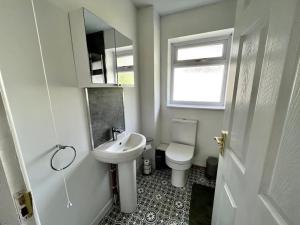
[99,166,215,225]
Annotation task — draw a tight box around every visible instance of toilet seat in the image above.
[166,143,194,167]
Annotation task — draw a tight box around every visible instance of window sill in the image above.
[167,103,225,110]
[119,84,135,88]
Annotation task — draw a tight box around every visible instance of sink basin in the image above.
[92,132,146,213]
[93,132,146,164]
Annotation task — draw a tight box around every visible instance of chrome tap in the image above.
[112,127,124,141]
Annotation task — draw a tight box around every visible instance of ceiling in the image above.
[131,0,226,15]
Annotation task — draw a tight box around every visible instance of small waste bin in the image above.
[205,157,218,179]
[155,150,167,170]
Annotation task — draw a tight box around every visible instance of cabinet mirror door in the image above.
[84,9,117,84]
[115,30,134,86]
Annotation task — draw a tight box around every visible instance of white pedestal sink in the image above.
[93,132,146,213]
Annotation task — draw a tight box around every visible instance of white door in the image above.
[0,95,37,225]
[212,0,300,224]
[0,159,20,225]
[0,93,20,225]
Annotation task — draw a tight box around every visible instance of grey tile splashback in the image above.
[87,88,125,149]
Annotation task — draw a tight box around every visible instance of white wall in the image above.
[138,7,158,140]
[137,7,160,168]
[153,9,161,147]
[160,0,236,166]
[0,0,139,225]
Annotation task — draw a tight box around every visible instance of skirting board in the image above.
[89,198,113,225]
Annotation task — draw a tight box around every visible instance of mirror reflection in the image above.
[84,9,117,84]
[115,30,134,86]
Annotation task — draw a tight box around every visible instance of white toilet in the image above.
[166,118,197,187]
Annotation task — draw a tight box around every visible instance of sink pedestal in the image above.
[92,132,146,213]
[118,160,137,213]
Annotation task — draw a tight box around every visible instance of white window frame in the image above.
[116,49,134,73]
[168,34,232,110]
[115,47,134,86]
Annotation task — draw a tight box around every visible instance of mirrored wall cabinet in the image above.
[69,8,135,87]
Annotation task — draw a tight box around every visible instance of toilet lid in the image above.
[166,143,194,164]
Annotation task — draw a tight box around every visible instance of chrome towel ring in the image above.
[50,144,77,171]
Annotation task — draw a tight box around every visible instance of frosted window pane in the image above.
[173,65,224,102]
[118,71,134,85]
[117,55,133,67]
[177,44,224,60]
